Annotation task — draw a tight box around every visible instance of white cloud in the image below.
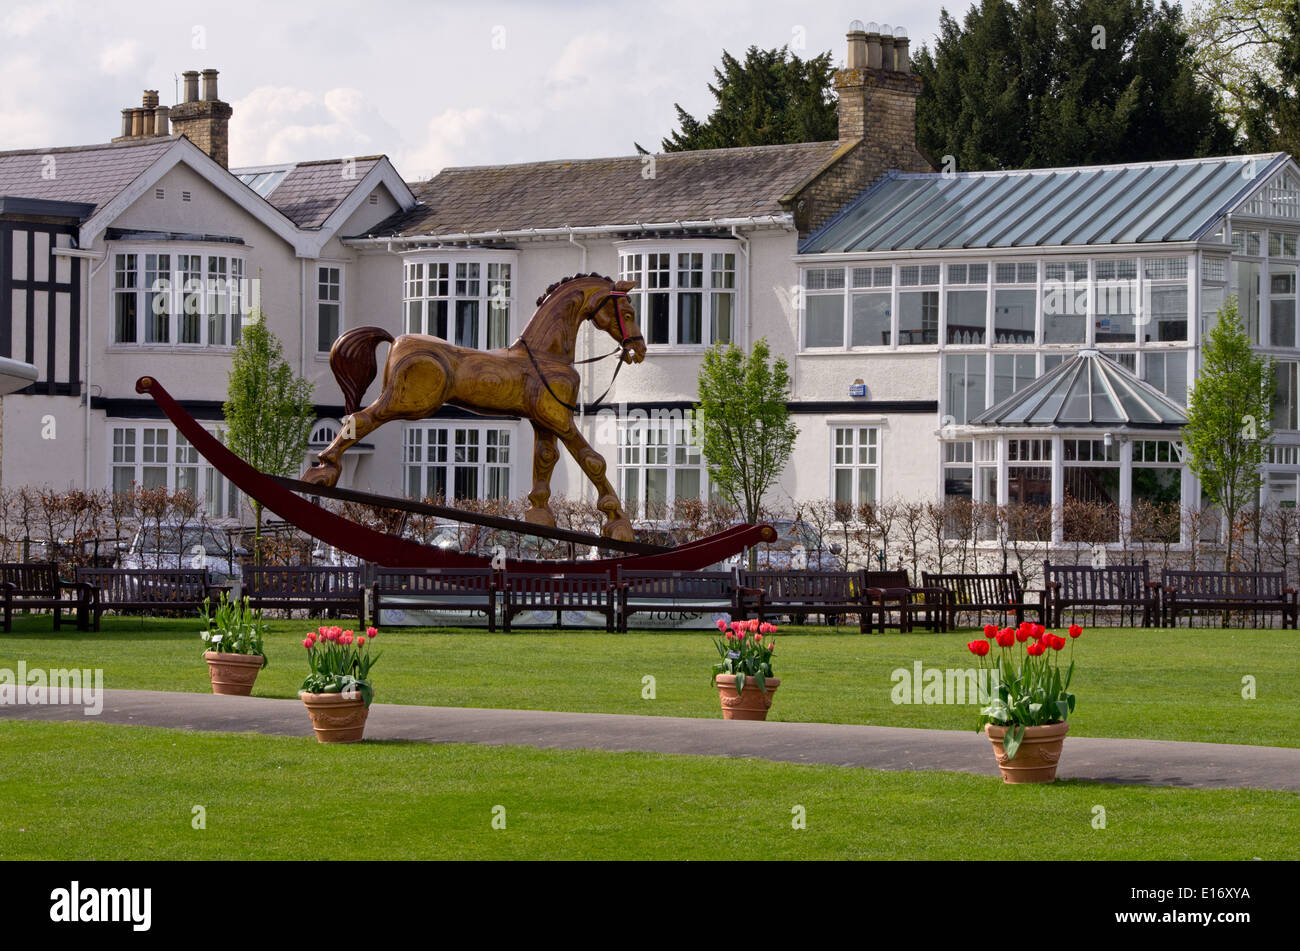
[227,85,401,166]
[98,40,139,76]
[396,107,520,182]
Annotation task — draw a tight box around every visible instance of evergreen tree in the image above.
[650,46,838,152]
[224,308,315,564]
[1183,298,1273,568]
[914,0,1234,170]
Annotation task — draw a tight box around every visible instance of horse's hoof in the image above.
[300,463,340,487]
[523,505,556,528]
[602,518,634,543]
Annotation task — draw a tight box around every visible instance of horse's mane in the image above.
[535,272,613,307]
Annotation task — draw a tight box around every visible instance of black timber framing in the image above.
[0,218,82,396]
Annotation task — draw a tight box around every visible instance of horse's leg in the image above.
[556,422,634,542]
[304,349,451,487]
[524,422,559,527]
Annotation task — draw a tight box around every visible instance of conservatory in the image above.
[961,348,1188,543]
[796,151,1300,539]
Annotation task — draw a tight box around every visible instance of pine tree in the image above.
[651,46,838,152]
[223,308,315,564]
[1183,298,1273,568]
[913,0,1233,170]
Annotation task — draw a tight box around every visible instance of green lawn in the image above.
[0,719,1293,860]
[1,615,1294,746]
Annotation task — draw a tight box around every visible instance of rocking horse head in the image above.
[529,274,646,364]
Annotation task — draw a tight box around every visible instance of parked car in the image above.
[120,522,246,581]
[747,519,843,571]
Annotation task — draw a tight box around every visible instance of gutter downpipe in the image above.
[731,225,751,350]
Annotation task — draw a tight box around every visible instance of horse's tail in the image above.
[330,326,394,415]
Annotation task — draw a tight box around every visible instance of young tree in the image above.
[646,46,838,153]
[913,0,1233,171]
[223,308,315,564]
[1188,0,1293,129]
[1183,297,1273,568]
[695,338,799,535]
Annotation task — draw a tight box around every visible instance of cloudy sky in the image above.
[1,0,956,178]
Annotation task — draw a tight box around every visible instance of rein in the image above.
[519,289,642,415]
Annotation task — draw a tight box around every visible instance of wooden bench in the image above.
[76,567,215,630]
[865,570,952,633]
[242,566,366,626]
[614,569,745,633]
[1043,560,1158,628]
[503,572,615,632]
[921,571,1044,629]
[373,567,499,630]
[1160,569,1298,629]
[738,570,875,632]
[1,562,95,632]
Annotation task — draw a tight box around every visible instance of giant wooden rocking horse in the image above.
[302,273,643,542]
[136,273,774,571]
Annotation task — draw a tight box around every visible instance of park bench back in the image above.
[0,562,61,598]
[244,565,364,599]
[921,572,1023,607]
[374,567,497,595]
[76,567,209,605]
[505,572,611,610]
[738,569,863,603]
[1044,562,1150,601]
[1162,569,1289,601]
[616,568,736,600]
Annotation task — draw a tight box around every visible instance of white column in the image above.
[1050,435,1064,545]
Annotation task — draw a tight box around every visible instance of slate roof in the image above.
[970,349,1187,429]
[0,136,178,216]
[366,141,844,237]
[803,153,1291,254]
[234,156,383,228]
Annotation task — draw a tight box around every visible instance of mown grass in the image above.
[0,614,1293,746]
[0,719,1294,860]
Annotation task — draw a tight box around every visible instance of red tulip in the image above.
[357,635,366,646]
[1069,624,1082,638]
[1016,627,1031,643]
[1051,634,1065,651]
[967,640,990,656]
[716,619,727,632]
[995,629,1015,647]
[983,624,997,639]
[754,633,763,642]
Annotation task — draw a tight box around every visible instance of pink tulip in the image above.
[366,627,378,638]
[302,637,313,649]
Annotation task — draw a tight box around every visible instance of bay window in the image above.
[111,250,246,347]
[402,254,514,350]
[618,245,737,347]
[403,423,511,501]
[109,423,238,518]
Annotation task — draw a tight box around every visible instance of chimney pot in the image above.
[154,104,169,136]
[182,70,200,103]
[866,32,883,69]
[142,109,154,136]
[879,32,896,71]
[846,27,867,69]
[120,108,133,138]
[202,68,219,101]
[130,108,144,136]
[895,36,912,73]
[142,89,159,109]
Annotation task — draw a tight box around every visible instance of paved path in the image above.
[3,689,1298,791]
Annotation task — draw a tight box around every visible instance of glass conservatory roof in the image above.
[801,153,1289,254]
[970,349,1188,429]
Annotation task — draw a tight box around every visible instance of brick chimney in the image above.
[168,68,233,168]
[785,19,933,236]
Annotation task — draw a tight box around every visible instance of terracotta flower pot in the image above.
[300,690,370,743]
[984,721,1069,783]
[203,651,264,696]
[715,674,781,721]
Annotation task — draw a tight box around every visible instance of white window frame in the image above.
[316,264,343,354]
[108,246,247,350]
[829,423,882,508]
[107,422,239,518]
[617,240,740,350]
[401,250,517,350]
[402,421,513,501]
[617,411,709,520]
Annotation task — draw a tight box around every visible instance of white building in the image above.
[2,27,1299,554]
